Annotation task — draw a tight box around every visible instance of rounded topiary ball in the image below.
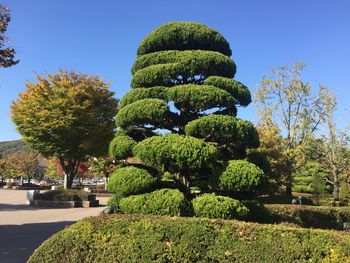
[108,134,137,160]
[119,188,190,216]
[108,166,157,196]
[219,160,267,193]
[192,193,249,219]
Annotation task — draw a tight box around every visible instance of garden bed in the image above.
[30,189,99,208]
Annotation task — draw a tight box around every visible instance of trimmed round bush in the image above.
[108,134,136,159]
[133,134,217,174]
[219,160,267,193]
[107,166,157,196]
[203,76,251,106]
[166,84,234,112]
[137,22,232,56]
[192,193,249,219]
[115,98,172,128]
[119,188,190,216]
[28,215,350,263]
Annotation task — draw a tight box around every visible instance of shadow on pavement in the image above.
[0,221,75,263]
[0,204,42,211]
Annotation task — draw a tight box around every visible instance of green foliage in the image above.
[219,160,267,193]
[339,181,350,202]
[192,193,249,219]
[115,98,172,129]
[137,22,232,57]
[166,84,234,112]
[246,151,272,177]
[108,166,157,196]
[292,161,329,195]
[133,134,217,174]
[107,194,122,210]
[132,50,235,76]
[119,87,166,108]
[265,204,350,230]
[204,76,251,106]
[108,134,136,160]
[119,188,190,216]
[185,115,259,148]
[11,71,118,159]
[29,214,350,263]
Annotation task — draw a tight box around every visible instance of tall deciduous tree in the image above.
[6,148,41,184]
[11,71,118,189]
[319,86,350,201]
[0,5,18,68]
[255,62,326,195]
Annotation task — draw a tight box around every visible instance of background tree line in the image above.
[255,62,350,203]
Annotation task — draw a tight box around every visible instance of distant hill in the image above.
[0,140,27,157]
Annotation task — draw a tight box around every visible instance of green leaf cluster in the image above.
[108,134,136,160]
[185,115,259,147]
[115,98,172,129]
[119,188,190,216]
[137,22,232,56]
[204,76,251,106]
[133,134,217,174]
[108,166,157,196]
[166,84,234,112]
[192,193,249,219]
[219,160,267,193]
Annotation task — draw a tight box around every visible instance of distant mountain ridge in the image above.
[0,140,26,157]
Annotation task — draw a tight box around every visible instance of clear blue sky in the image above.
[1,0,349,141]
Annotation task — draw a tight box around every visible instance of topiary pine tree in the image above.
[109,22,267,217]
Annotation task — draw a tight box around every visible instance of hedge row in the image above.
[265,204,350,230]
[29,214,350,263]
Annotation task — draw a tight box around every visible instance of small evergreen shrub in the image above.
[119,188,190,216]
[107,166,157,196]
[265,204,350,230]
[192,193,249,219]
[219,160,267,193]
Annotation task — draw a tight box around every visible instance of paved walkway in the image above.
[0,189,107,263]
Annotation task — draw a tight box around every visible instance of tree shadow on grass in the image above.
[0,221,75,263]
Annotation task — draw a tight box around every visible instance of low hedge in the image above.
[29,214,350,263]
[265,204,350,230]
[119,188,191,216]
[192,193,249,220]
[35,190,94,201]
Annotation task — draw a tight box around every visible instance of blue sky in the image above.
[0,0,349,141]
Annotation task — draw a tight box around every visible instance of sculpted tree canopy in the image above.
[0,5,18,67]
[11,71,118,189]
[108,22,267,216]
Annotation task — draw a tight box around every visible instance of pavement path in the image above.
[0,189,107,263]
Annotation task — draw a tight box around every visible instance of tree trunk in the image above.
[104,176,109,190]
[333,171,340,201]
[285,170,293,196]
[61,158,79,190]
